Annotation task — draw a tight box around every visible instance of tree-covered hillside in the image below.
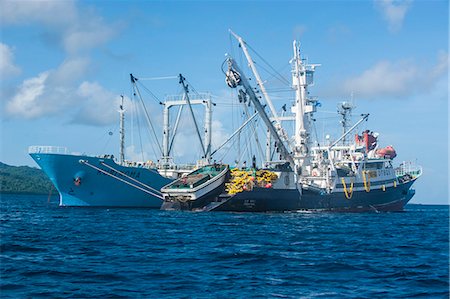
[0,162,56,194]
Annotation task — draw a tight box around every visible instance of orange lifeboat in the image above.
[376,145,397,159]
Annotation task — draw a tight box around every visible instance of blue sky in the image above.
[0,0,448,204]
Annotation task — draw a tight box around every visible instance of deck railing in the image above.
[395,161,423,178]
[28,146,68,154]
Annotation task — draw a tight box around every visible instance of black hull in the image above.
[212,188,301,212]
[299,180,415,212]
[211,180,416,212]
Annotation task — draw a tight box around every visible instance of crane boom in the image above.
[225,58,295,168]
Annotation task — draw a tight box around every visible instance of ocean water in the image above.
[1,194,448,298]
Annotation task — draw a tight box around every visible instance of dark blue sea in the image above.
[1,194,449,298]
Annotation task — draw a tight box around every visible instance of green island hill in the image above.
[0,162,56,195]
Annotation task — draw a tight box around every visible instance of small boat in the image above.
[160,164,229,211]
[376,146,397,159]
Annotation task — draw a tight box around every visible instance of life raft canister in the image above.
[73,171,85,187]
[311,168,320,177]
[74,177,81,186]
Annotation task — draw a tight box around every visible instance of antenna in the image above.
[337,101,355,145]
[119,95,125,164]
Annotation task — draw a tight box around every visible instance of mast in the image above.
[162,101,170,164]
[130,74,163,156]
[293,41,306,148]
[265,129,271,166]
[119,95,125,164]
[337,101,355,145]
[291,41,320,174]
[328,114,369,150]
[225,57,295,168]
[163,91,212,165]
[179,74,207,159]
[204,99,212,163]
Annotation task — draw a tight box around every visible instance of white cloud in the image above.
[75,81,131,126]
[0,0,120,54]
[125,145,147,163]
[1,1,126,124]
[342,51,448,99]
[375,0,413,33]
[6,72,49,118]
[344,60,417,97]
[5,57,91,119]
[49,57,90,85]
[211,120,230,150]
[6,69,126,125]
[430,50,449,79]
[0,0,77,26]
[62,11,121,54]
[0,43,21,77]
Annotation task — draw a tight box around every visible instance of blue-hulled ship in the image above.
[29,148,171,207]
[29,74,214,207]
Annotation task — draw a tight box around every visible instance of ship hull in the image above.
[299,180,415,212]
[30,153,172,207]
[211,180,416,212]
[212,188,302,212]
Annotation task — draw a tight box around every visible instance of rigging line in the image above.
[318,110,343,114]
[218,130,238,163]
[210,111,259,157]
[268,62,293,83]
[133,89,158,161]
[179,74,206,156]
[252,60,291,87]
[134,95,146,162]
[239,126,253,166]
[145,125,159,161]
[239,113,253,165]
[247,117,254,164]
[132,83,163,155]
[254,119,266,165]
[169,105,184,155]
[81,160,163,199]
[312,120,321,147]
[245,42,291,85]
[137,76,178,81]
[136,81,162,104]
[271,143,276,162]
[130,84,135,149]
[184,78,200,96]
[141,105,159,160]
[100,162,162,195]
[264,87,295,93]
[100,125,118,155]
[229,31,235,61]
[243,104,265,161]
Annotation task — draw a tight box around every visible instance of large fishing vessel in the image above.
[29,74,214,207]
[31,32,421,211]
[216,31,421,212]
[162,31,422,212]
